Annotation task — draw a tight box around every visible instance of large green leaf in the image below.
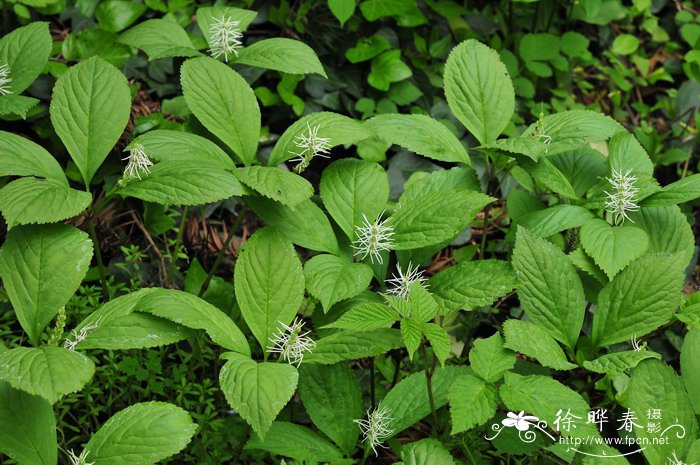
[235,38,326,77]
[400,438,456,465]
[0,94,39,118]
[234,166,313,208]
[319,158,389,240]
[181,56,260,165]
[591,254,685,347]
[0,177,91,227]
[607,130,653,176]
[400,168,480,203]
[427,260,516,314]
[50,56,131,186]
[267,112,369,167]
[118,19,199,60]
[580,219,649,279]
[304,329,403,364]
[681,330,700,415]
[444,39,514,145]
[304,254,373,312]
[642,173,700,206]
[624,360,699,465]
[448,374,498,434]
[86,402,197,465]
[366,114,470,165]
[469,333,516,383]
[132,130,234,169]
[0,224,92,345]
[503,320,577,370]
[322,301,399,331]
[219,352,298,440]
[0,347,95,404]
[628,206,695,268]
[234,228,305,352]
[516,205,594,238]
[244,422,344,462]
[0,22,52,94]
[298,363,363,455]
[0,381,56,465]
[0,131,66,183]
[117,161,244,206]
[512,227,586,348]
[390,190,493,250]
[583,350,661,376]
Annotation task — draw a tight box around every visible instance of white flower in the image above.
[0,64,11,96]
[385,262,427,299]
[64,319,101,351]
[67,449,94,465]
[267,318,316,367]
[354,405,394,456]
[352,211,394,264]
[631,334,646,352]
[604,168,640,225]
[502,411,539,431]
[290,122,331,173]
[122,143,154,180]
[209,16,243,62]
[668,450,696,465]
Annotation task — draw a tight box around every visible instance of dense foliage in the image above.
[1,1,700,464]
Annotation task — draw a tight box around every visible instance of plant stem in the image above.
[198,205,247,297]
[421,344,438,431]
[168,206,188,286]
[370,357,376,409]
[87,218,110,301]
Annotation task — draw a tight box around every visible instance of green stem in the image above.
[421,344,438,431]
[370,357,376,409]
[87,219,110,301]
[198,206,247,297]
[169,206,189,286]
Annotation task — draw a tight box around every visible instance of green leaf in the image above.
[234,228,305,352]
[448,374,498,434]
[328,0,356,25]
[423,323,451,366]
[611,34,640,55]
[322,301,399,331]
[624,360,699,465]
[50,56,131,186]
[0,224,92,345]
[320,158,389,240]
[181,56,260,165]
[628,206,695,268]
[512,227,586,348]
[569,247,608,283]
[642,173,700,206]
[131,129,234,169]
[469,333,516,382]
[0,131,66,183]
[580,219,649,279]
[400,438,456,465]
[0,22,52,94]
[304,328,403,364]
[234,166,313,208]
[346,34,391,63]
[517,205,594,238]
[304,255,373,312]
[360,0,414,21]
[444,39,515,145]
[0,381,56,465]
[681,330,700,415]
[607,131,653,176]
[245,422,344,462]
[219,352,298,439]
[247,196,339,254]
[298,363,363,455]
[267,112,369,167]
[0,177,92,227]
[428,260,515,314]
[367,114,470,165]
[591,254,685,347]
[503,320,577,370]
[390,190,493,250]
[382,365,470,434]
[0,347,95,404]
[400,168,480,204]
[235,38,326,77]
[583,350,661,376]
[368,50,412,91]
[96,0,147,33]
[0,94,39,118]
[119,19,199,60]
[401,317,423,360]
[134,289,250,355]
[117,161,244,206]
[518,156,578,199]
[86,402,197,465]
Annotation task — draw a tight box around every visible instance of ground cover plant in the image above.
[0,1,699,464]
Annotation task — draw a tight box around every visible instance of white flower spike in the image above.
[67,449,94,465]
[385,262,427,299]
[631,334,647,352]
[290,122,331,173]
[64,319,101,351]
[209,16,243,62]
[604,168,640,225]
[668,450,696,465]
[123,143,154,180]
[354,405,394,456]
[353,211,394,264]
[0,64,12,96]
[267,318,316,367]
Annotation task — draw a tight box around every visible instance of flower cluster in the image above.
[209,16,243,62]
[0,64,12,96]
[354,406,395,456]
[290,122,331,172]
[668,450,695,465]
[67,449,94,465]
[385,262,427,299]
[604,168,640,225]
[122,143,154,180]
[64,319,101,351]
[267,318,316,367]
[352,212,394,264]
